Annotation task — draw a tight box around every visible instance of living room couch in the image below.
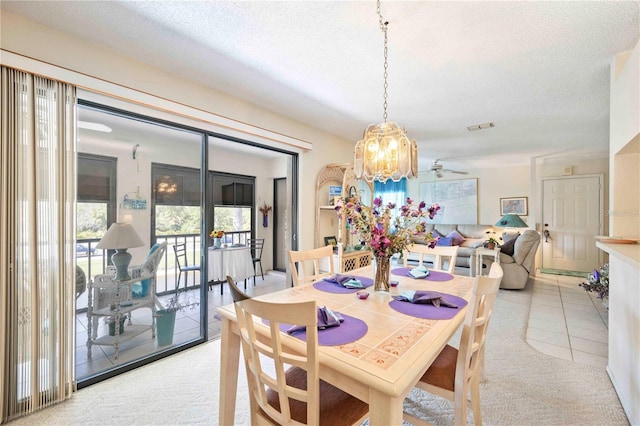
[406,224,542,289]
[406,224,495,276]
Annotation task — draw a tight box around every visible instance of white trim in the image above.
[1,49,312,153]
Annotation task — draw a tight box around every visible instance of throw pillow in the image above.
[133,243,162,298]
[445,230,465,246]
[437,237,453,246]
[500,234,519,256]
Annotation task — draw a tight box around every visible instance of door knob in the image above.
[543,229,550,242]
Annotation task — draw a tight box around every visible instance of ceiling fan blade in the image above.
[450,170,469,174]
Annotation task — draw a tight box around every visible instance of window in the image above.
[374,178,407,216]
[210,172,255,244]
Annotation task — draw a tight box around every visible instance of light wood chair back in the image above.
[288,245,335,286]
[404,262,503,426]
[403,244,459,274]
[234,298,369,425]
[226,275,251,303]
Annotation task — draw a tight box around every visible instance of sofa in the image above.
[405,225,542,289]
[406,224,495,276]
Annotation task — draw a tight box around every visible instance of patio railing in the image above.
[76,230,251,310]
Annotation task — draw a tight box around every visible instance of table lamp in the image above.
[495,213,528,229]
[96,222,144,281]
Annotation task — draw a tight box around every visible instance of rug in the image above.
[540,268,589,278]
[8,284,628,425]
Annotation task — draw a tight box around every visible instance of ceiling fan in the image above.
[429,160,469,178]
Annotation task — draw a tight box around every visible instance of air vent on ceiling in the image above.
[467,122,495,132]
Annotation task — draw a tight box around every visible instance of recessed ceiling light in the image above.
[78,121,112,133]
[466,122,495,132]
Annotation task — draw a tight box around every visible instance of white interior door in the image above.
[541,176,602,272]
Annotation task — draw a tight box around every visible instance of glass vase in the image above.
[213,238,222,248]
[373,255,391,292]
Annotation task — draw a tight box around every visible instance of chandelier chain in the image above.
[377,0,389,123]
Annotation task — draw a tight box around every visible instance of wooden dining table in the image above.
[216,264,475,425]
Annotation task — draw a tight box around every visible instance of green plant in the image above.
[579,263,609,299]
[485,231,499,245]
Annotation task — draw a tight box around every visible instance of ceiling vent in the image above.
[467,122,495,132]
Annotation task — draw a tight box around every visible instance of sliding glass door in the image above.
[75,99,298,387]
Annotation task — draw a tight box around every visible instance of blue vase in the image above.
[214,238,222,248]
[156,309,176,346]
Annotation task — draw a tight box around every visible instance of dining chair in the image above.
[248,238,265,283]
[234,297,369,425]
[173,243,201,292]
[403,262,504,426]
[288,245,334,286]
[403,244,459,274]
[226,275,251,303]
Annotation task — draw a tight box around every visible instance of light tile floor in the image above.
[526,271,609,369]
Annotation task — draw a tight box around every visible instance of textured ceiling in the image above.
[3,1,639,171]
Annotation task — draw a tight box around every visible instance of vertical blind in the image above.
[0,67,77,423]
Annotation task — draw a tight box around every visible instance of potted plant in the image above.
[155,294,199,346]
[209,229,225,248]
[579,263,609,308]
[485,232,500,249]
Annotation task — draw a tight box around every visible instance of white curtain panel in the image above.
[0,66,77,423]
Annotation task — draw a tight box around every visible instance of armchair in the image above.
[487,229,540,289]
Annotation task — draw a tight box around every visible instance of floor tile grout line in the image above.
[555,277,576,361]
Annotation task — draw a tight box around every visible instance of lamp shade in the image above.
[96,223,144,250]
[495,214,528,228]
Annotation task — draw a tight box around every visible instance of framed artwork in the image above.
[419,178,478,224]
[500,197,528,216]
[324,236,337,247]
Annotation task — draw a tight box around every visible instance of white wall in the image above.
[610,38,640,238]
[407,165,531,226]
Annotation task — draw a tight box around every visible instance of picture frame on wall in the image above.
[324,236,337,247]
[500,197,528,216]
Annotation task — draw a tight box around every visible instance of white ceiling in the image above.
[3,1,639,172]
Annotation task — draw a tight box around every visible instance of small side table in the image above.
[475,247,500,276]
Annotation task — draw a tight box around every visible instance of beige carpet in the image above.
[8,284,628,425]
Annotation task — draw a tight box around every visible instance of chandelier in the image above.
[354,0,418,183]
[157,175,178,193]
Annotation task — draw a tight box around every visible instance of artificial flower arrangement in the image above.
[335,196,441,258]
[161,293,200,313]
[210,229,225,239]
[579,263,609,299]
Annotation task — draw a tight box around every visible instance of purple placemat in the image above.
[391,267,454,282]
[313,276,374,293]
[389,294,468,319]
[263,314,368,346]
